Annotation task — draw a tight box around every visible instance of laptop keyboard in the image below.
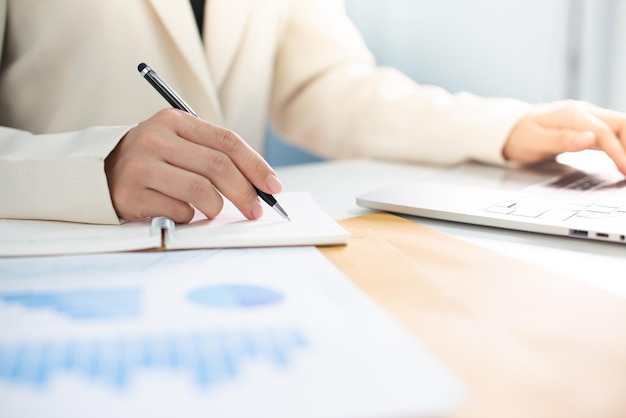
[485,171,626,222]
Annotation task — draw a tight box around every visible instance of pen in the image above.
[137,62,290,221]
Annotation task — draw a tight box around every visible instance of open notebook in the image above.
[0,192,350,257]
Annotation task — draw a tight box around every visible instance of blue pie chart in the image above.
[187,285,284,308]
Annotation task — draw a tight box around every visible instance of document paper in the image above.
[0,246,463,418]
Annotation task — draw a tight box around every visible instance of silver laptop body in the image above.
[357,152,626,244]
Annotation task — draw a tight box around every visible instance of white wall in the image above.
[345,0,570,102]
[578,0,625,111]
[608,1,626,111]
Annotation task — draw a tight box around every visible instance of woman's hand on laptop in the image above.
[503,100,626,174]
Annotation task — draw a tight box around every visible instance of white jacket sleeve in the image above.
[0,126,130,224]
[0,0,128,224]
[270,0,531,166]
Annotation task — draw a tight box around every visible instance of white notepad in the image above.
[0,192,350,256]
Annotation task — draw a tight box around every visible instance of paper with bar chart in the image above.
[0,247,463,418]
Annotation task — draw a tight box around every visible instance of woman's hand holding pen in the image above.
[503,100,626,174]
[104,109,283,223]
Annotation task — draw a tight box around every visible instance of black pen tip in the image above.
[137,63,147,73]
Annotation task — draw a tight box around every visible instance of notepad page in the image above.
[165,192,350,250]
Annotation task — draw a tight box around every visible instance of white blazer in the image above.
[0,0,529,224]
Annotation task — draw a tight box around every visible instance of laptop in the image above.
[357,150,626,244]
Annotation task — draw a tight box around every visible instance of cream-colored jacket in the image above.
[0,0,529,224]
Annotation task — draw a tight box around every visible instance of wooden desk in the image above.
[277,159,626,418]
[276,159,626,298]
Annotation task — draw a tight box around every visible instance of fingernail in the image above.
[266,174,282,194]
[249,200,263,219]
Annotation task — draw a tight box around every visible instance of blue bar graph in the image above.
[0,289,141,320]
[0,328,308,389]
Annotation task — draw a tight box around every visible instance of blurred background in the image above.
[265,0,626,167]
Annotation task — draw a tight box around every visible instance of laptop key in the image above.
[576,210,607,219]
[538,209,578,221]
[586,205,616,214]
[511,207,550,218]
[485,206,515,214]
